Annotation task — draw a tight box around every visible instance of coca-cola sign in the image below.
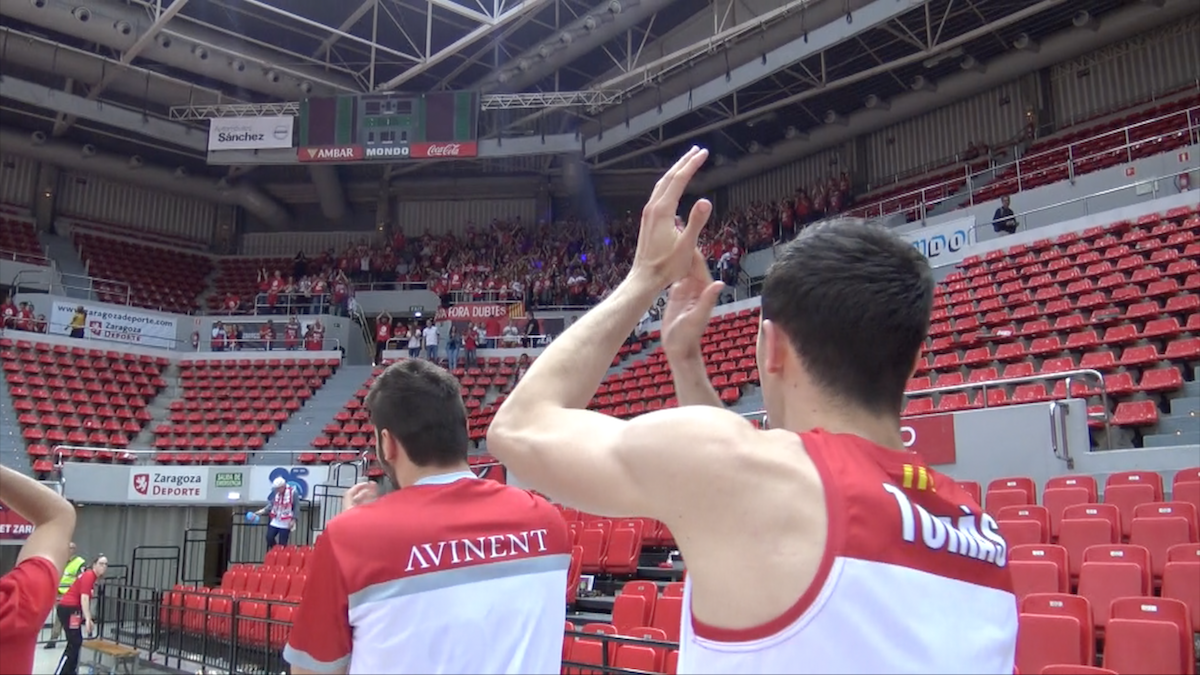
[411,141,479,159]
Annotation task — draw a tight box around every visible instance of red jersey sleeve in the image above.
[284,531,352,673]
[0,557,59,674]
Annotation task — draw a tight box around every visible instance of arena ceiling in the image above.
[0,0,1191,215]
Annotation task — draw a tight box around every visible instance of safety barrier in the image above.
[92,582,682,675]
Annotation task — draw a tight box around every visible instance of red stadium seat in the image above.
[1020,593,1094,667]
[1103,597,1194,675]
[1129,502,1199,581]
[1105,471,1165,538]
[1009,545,1069,600]
[1161,543,1200,632]
[1058,504,1121,579]
[1077,544,1152,631]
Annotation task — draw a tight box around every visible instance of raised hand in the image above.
[341,480,379,513]
[632,147,712,289]
[662,249,723,363]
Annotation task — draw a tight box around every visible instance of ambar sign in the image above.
[298,145,364,163]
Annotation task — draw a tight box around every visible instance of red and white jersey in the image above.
[284,472,571,674]
[679,430,1017,674]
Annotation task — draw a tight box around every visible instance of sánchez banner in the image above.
[208,116,295,151]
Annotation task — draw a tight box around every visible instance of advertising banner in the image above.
[900,413,957,466]
[434,303,525,323]
[410,141,478,159]
[903,215,976,266]
[207,116,294,151]
[248,465,331,504]
[0,504,34,542]
[127,466,209,503]
[49,300,178,349]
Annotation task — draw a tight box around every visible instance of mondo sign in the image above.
[128,468,208,502]
[900,413,957,466]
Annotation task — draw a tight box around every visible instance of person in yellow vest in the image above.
[43,542,85,649]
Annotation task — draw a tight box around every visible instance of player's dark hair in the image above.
[761,219,934,416]
[366,359,469,468]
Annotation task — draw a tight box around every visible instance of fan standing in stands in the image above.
[284,359,569,675]
[253,477,297,550]
[488,146,1018,674]
[0,466,77,675]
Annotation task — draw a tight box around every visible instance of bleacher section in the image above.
[973,96,1199,205]
[209,256,291,312]
[906,206,1200,446]
[150,467,1199,675]
[961,469,1200,675]
[0,337,168,472]
[0,216,46,265]
[849,95,1198,222]
[72,230,213,313]
[150,357,341,464]
[0,332,344,472]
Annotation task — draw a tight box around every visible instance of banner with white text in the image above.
[50,300,178,349]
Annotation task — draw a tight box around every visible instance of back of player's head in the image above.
[760,219,933,416]
[366,359,469,468]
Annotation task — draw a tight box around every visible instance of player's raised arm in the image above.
[488,147,755,519]
[662,250,725,408]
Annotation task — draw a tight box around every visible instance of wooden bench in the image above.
[82,640,139,675]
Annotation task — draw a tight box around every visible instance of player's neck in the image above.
[397,461,474,488]
[780,402,905,451]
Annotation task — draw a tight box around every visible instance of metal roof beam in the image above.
[428,0,495,25]
[581,0,922,158]
[690,0,1194,193]
[312,0,379,59]
[52,0,194,136]
[593,0,1068,168]
[375,0,557,91]
[2,75,208,152]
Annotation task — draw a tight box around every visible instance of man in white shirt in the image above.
[421,321,440,362]
[501,322,521,347]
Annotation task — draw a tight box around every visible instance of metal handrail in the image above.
[740,368,1111,447]
[966,166,1196,240]
[49,446,326,469]
[0,246,51,267]
[194,336,342,352]
[843,103,1199,223]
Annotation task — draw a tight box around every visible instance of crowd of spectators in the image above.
[207,315,328,352]
[0,295,47,334]
[226,172,857,318]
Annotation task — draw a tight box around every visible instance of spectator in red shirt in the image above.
[0,295,17,329]
[0,465,77,675]
[56,555,108,675]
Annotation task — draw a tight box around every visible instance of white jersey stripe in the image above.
[347,553,571,611]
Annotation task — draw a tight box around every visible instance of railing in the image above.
[0,245,51,268]
[969,166,1196,238]
[96,581,681,675]
[845,103,1199,223]
[196,334,343,353]
[49,446,334,469]
[383,333,551,352]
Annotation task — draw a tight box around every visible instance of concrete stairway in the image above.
[255,364,373,464]
[130,363,183,449]
[0,375,31,473]
[36,231,92,300]
[1143,367,1200,448]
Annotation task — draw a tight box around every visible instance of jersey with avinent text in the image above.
[284,472,572,674]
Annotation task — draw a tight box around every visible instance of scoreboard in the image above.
[297,91,479,163]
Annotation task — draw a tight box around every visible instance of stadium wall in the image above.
[73,504,207,585]
[724,21,1198,208]
[56,171,216,244]
[1050,16,1200,128]
[0,154,38,208]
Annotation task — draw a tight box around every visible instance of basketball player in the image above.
[0,466,76,675]
[284,359,570,675]
[488,147,1018,674]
